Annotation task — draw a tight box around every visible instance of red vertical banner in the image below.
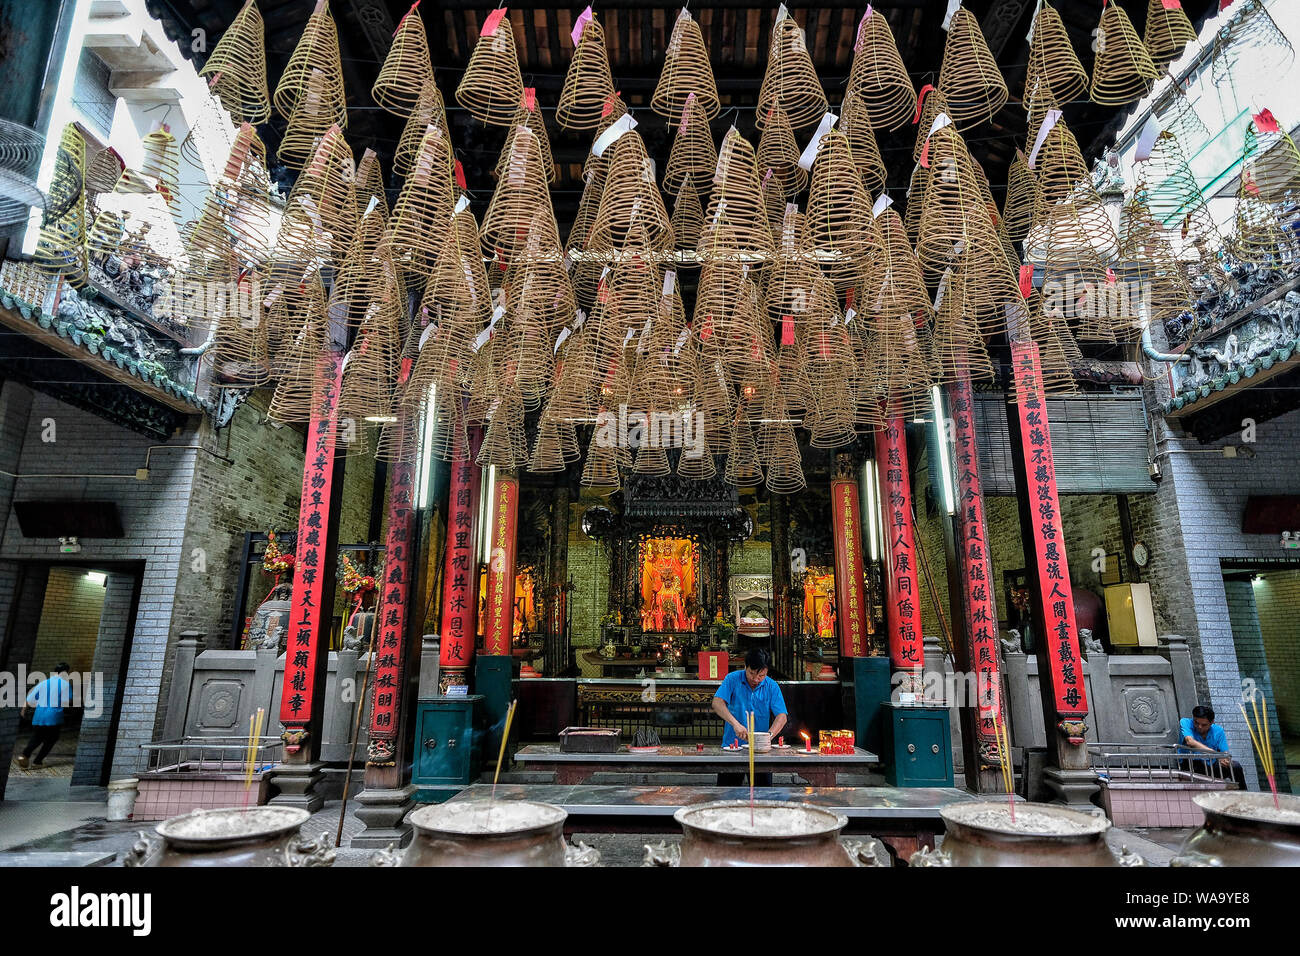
[483,475,519,656]
[876,416,924,675]
[366,448,416,763]
[947,370,1004,758]
[279,354,344,732]
[830,478,868,659]
[1011,342,1089,725]
[438,440,480,684]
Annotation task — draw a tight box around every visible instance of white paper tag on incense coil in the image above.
[574,308,587,328]
[1027,109,1062,169]
[934,269,952,311]
[928,112,953,138]
[419,323,438,352]
[592,114,637,158]
[472,326,491,353]
[508,127,532,185]
[623,328,637,348]
[638,316,652,353]
[844,307,856,326]
[663,271,676,297]
[942,0,962,31]
[798,112,838,172]
[872,194,894,218]
[554,326,571,354]
[364,196,379,218]
[1135,116,1161,163]
[455,194,470,215]
[673,326,690,355]
[1027,0,1041,43]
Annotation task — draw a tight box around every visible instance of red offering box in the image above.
[698,651,729,681]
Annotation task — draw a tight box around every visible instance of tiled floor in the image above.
[7,732,78,780]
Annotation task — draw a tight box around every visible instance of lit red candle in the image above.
[800,731,811,753]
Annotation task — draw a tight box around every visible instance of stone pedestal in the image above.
[419,634,441,699]
[349,784,417,848]
[1043,766,1101,811]
[268,760,328,813]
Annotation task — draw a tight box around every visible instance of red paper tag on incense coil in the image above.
[523,87,537,112]
[701,315,714,341]
[602,93,619,117]
[454,160,467,189]
[912,84,936,125]
[781,315,794,346]
[1106,268,1117,285]
[481,7,507,36]
[1161,0,1182,8]
[399,356,413,384]
[919,138,932,169]
[1254,108,1281,134]
[845,287,856,310]
[1019,264,1034,299]
[394,0,421,36]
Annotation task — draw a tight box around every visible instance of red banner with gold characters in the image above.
[367,449,416,753]
[279,354,344,729]
[1011,342,1089,720]
[830,478,868,659]
[483,474,519,656]
[947,369,1004,753]
[876,416,924,673]
[438,441,480,678]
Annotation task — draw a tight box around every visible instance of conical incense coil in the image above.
[394,81,448,178]
[653,9,720,127]
[34,123,88,287]
[140,125,180,216]
[694,261,761,357]
[1025,3,1088,111]
[199,0,270,125]
[1212,0,1293,89]
[272,4,347,127]
[83,144,125,199]
[502,256,575,333]
[903,163,927,245]
[937,8,1009,130]
[281,125,358,269]
[1151,84,1210,146]
[456,10,525,127]
[1143,0,1197,71]
[723,419,763,486]
[87,170,185,269]
[188,124,277,268]
[353,149,387,222]
[277,67,344,170]
[1119,188,1194,327]
[806,130,880,289]
[477,392,531,469]
[845,8,916,132]
[761,417,805,493]
[528,416,576,474]
[558,14,616,131]
[840,91,886,197]
[698,127,775,264]
[1240,119,1300,204]
[1002,150,1038,243]
[587,130,674,256]
[1029,118,1121,268]
[756,104,806,200]
[1233,168,1295,266]
[372,412,419,467]
[757,13,828,132]
[931,269,994,385]
[479,125,563,264]
[208,260,271,386]
[495,101,557,184]
[868,208,931,318]
[338,263,404,424]
[764,205,819,325]
[670,174,705,256]
[267,278,331,424]
[373,2,435,117]
[382,123,456,272]
[581,428,623,491]
[1137,132,1223,260]
[664,94,718,197]
[912,87,949,164]
[1090,3,1159,107]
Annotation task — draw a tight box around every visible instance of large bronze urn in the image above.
[378,801,600,867]
[1173,792,1300,867]
[911,801,1143,867]
[122,806,334,867]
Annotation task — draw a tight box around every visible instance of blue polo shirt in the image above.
[26,676,72,727]
[714,670,787,748]
[1178,717,1228,754]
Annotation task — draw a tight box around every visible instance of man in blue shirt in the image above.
[16,664,73,770]
[1179,704,1246,788]
[712,648,787,786]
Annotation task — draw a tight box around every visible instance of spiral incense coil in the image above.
[1119,189,1194,327]
[478,391,531,469]
[558,14,616,131]
[338,263,404,425]
[456,11,525,127]
[806,130,879,289]
[188,124,277,270]
[756,104,806,200]
[694,260,759,358]
[846,8,916,131]
[1233,129,1297,267]
[581,429,623,491]
[723,419,762,486]
[1090,3,1159,107]
[938,9,1009,131]
[83,145,124,201]
[757,14,828,132]
[502,257,574,334]
[198,0,270,125]
[698,127,775,264]
[664,94,718,197]
[1138,132,1223,261]
[394,81,448,178]
[931,269,994,385]
[34,123,88,287]
[761,416,806,493]
[911,88,949,164]
[331,203,391,328]
[677,441,718,481]
[1152,84,1210,147]
[207,261,271,386]
[353,148,387,221]
[286,125,358,269]
[494,103,557,184]
[87,169,185,270]
[273,4,346,126]
[267,278,331,424]
[1025,3,1088,111]
[670,173,705,257]
[862,312,935,421]
[138,126,180,217]
[1002,150,1038,243]
[764,205,817,324]
[373,3,434,117]
[528,417,575,473]
[903,164,927,245]
[867,208,931,318]
[653,9,720,127]
[1240,121,1300,204]
[587,130,674,257]
[840,91,887,197]
[277,67,343,170]
[1212,0,1294,89]
[382,123,456,272]
[1143,0,1197,71]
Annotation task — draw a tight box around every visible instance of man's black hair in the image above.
[54,662,71,674]
[745,647,771,672]
[1192,704,1215,721]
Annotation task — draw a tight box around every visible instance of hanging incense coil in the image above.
[200,0,270,125]
[477,391,531,469]
[861,311,935,422]
[757,13,828,132]
[1119,187,1195,329]
[382,123,456,273]
[206,261,270,386]
[1232,125,1298,266]
[338,261,404,425]
[372,3,434,117]
[528,415,575,474]
[283,125,357,269]
[1002,150,1039,243]
[1240,118,1300,204]
[587,130,674,257]
[903,163,927,245]
[930,269,994,386]
[1090,3,1159,107]
[845,8,916,131]
[394,81,449,179]
[87,169,186,270]
[762,415,805,494]
[34,123,88,287]
[723,419,763,486]
[83,145,125,200]
[272,4,346,127]
[456,12,525,127]
[912,88,949,164]
[868,208,931,318]
[1212,0,1294,89]
[495,102,557,184]
[756,104,806,200]
[140,126,180,217]
[937,8,1009,130]
[664,94,718,197]
[806,130,879,289]
[277,67,344,170]
[698,127,774,264]
[581,426,623,491]
[1151,84,1210,146]
[840,91,887,197]
[353,148,387,222]
[670,174,705,257]
[267,278,331,424]
[479,125,563,264]
[1144,0,1197,71]
[765,204,819,326]
[653,9,720,127]
[1025,3,1088,111]
[1137,132,1224,262]
[189,123,277,270]
[558,14,616,131]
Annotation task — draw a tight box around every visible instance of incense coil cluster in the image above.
[199,0,271,125]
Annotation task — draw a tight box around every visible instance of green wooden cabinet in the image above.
[884,702,954,787]
[412,696,484,802]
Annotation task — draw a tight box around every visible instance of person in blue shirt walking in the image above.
[16,664,73,770]
[1179,704,1246,788]
[711,648,787,787]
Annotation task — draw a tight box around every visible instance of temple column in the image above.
[947,369,1007,793]
[543,482,571,676]
[769,492,794,676]
[436,437,481,694]
[479,470,520,769]
[270,353,345,812]
[875,417,924,692]
[1004,341,1096,808]
[830,454,870,663]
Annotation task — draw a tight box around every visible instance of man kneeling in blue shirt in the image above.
[1179,704,1246,788]
[711,648,787,787]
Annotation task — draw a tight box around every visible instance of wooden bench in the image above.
[446,782,975,863]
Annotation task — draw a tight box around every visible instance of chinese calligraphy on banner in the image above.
[875,416,924,675]
[830,478,869,658]
[367,451,416,746]
[438,441,480,677]
[279,354,344,729]
[482,475,519,656]
[1011,342,1089,720]
[948,369,1005,752]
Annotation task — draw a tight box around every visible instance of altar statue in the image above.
[640,538,697,632]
